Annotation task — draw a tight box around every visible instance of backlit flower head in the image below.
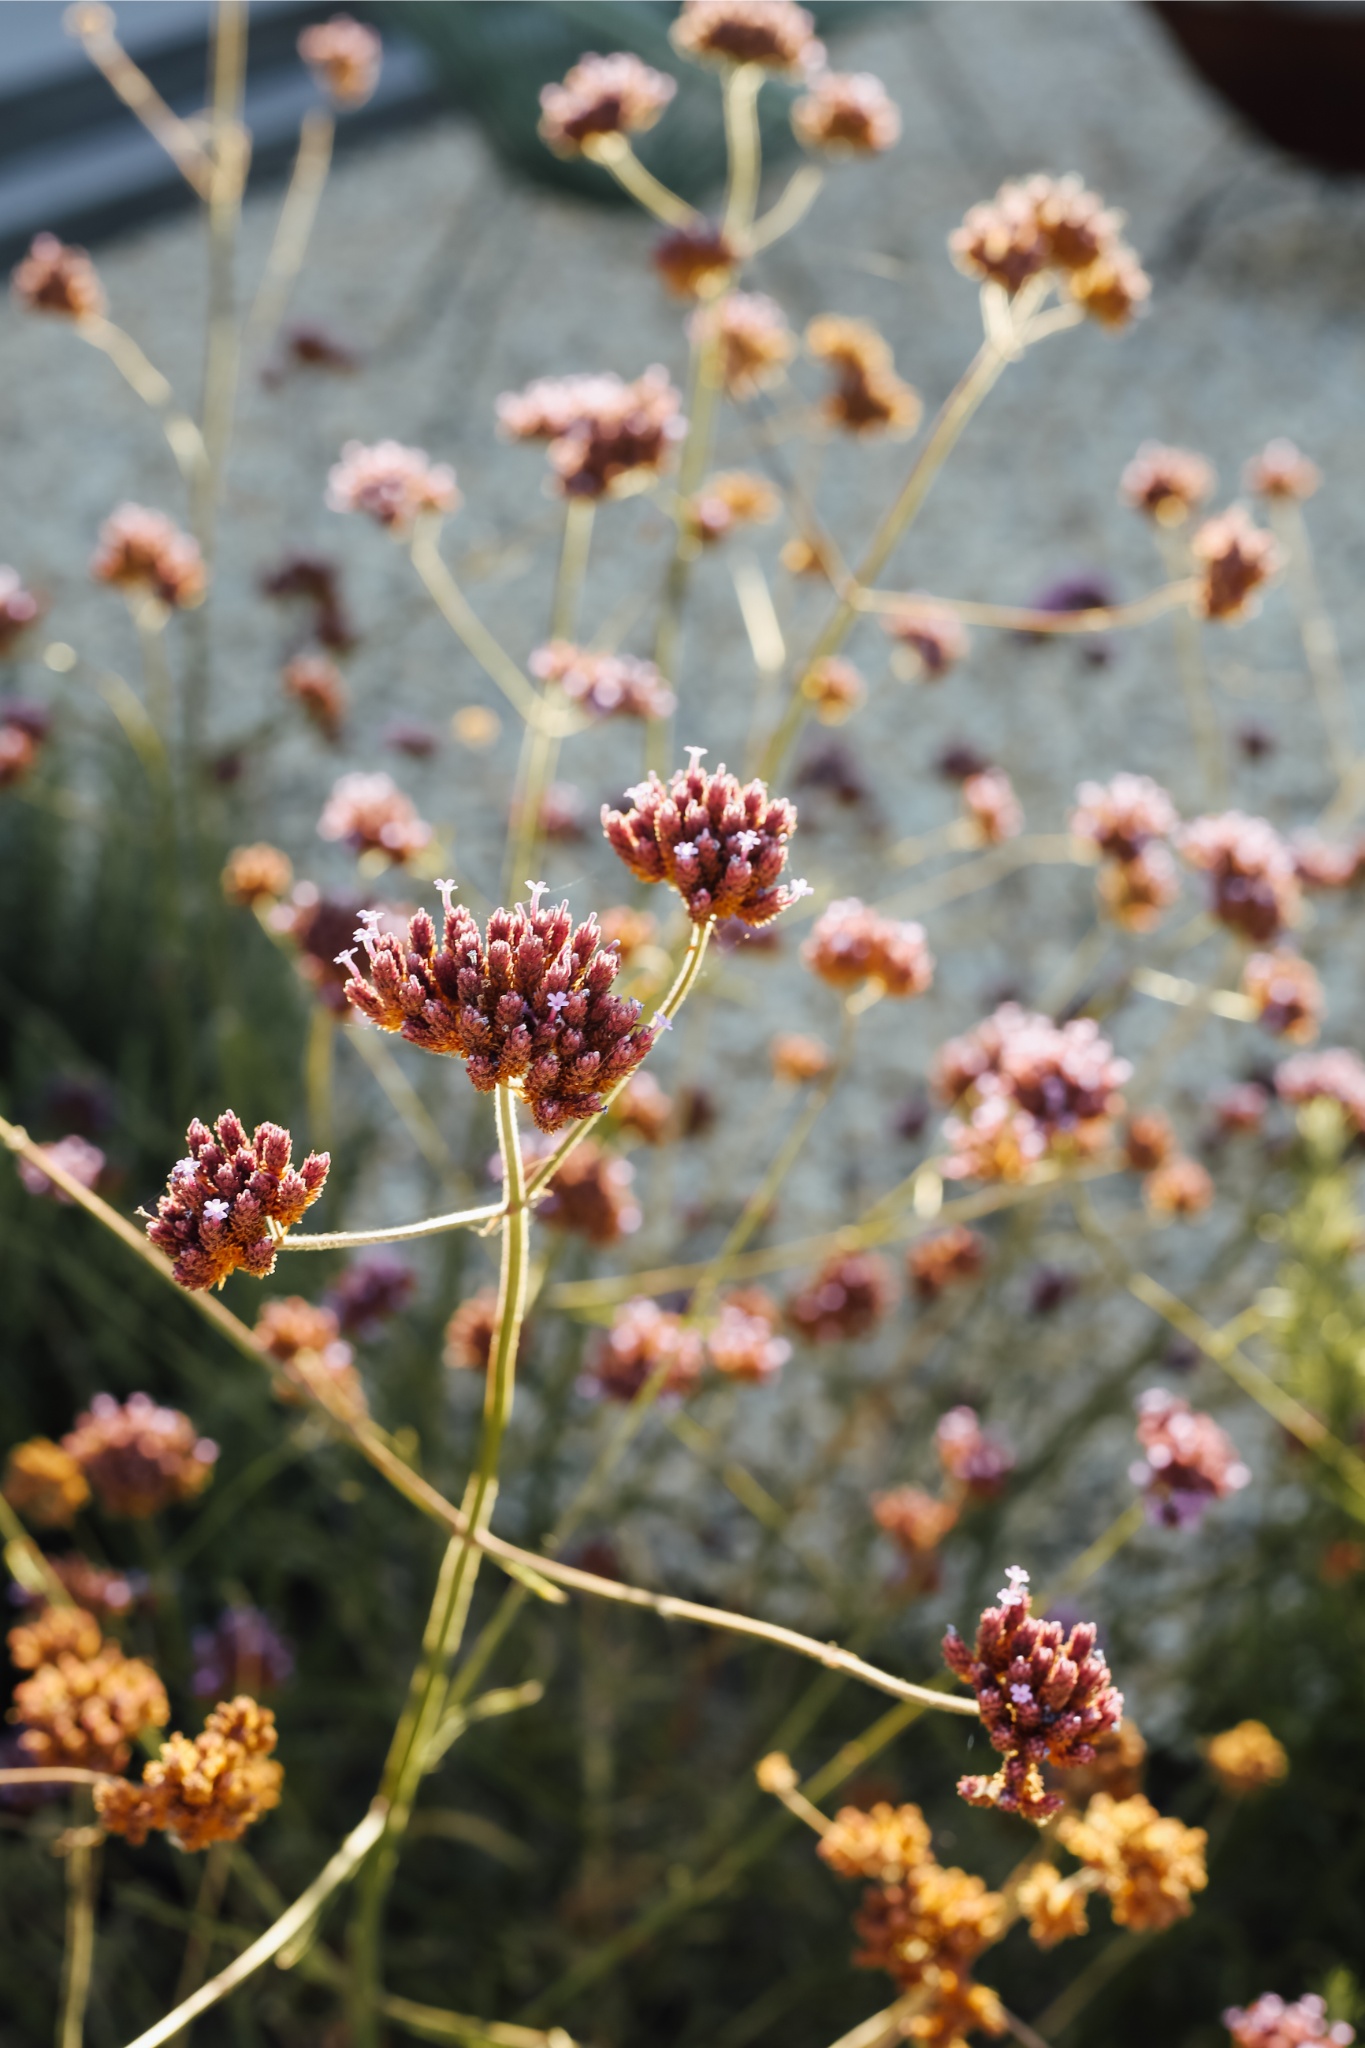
[146,1111,330,1291]
[934,1405,1014,1501]
[538,50,677,156]
[96,1695,282,1851]
[1242,949,1322,1043]
[614,1070,673,1143]
[1071,772,1178,860]
[707,1291,790,1382]
[882,597,969,679]
[688,470,781,543]
[11,232,105,318]
[222,842,294,909]
[1130,1387,1249,1526]
[819,1802,932,1885]
[909,1226,987,1302]
[951,173,1147,329]
[1053,1716,1147,1804]
[1276,1046,1365,1131]
[3,1438,91,1528]
[317,770,432,864]
[62,1393,218,1517]
[793,71,899,154]
[936,1003,1130,1182]
[787,1251,894,1343]
[872,1485,959,1560]
[770,1031,831,1083]
[690,291,795,398]
[586,1297,704,1402]
[341,882,660,1133]
[17,1133,104,1204]
[1123,1109,1175,1172]
[803,898,934,998]
[1225,1995,1354,2048]
[284,651,348,741]
[1245,439,1322,504]
[653,220,738,299]
[943,1568,1124,1821]
[444,1288,500,1372]
[806,314,921,435]
[1143,1153,1214,1220]
[254,1295,367,1422]
[602,752,804,927]
[326,439,458,531]
[9,1603,169,1773]
[1178,811,1299,943]
[328,1251,415,1335]
[1205,1719,1288,1797]
[1098,842,1180,931]
[298,14,382,106]
[269,883,386,1015]
[530,640,675,720]
[91,504,205,608]
[1119,442,1216,524]
[961,767,1022,844]
[850,1866,1007,2013]
[1055,1792,1207,1931]
[1191,506,1282,622]
[496,367,685,498]
[536,1140,641,1242]
[0,567,41,653]
[670,0,825,76]
[1291,833,1363,890]
[802,655,866,723]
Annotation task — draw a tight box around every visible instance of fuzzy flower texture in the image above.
[146,1112,330,1291]
[340,882,658,1132]
[943,1567,1124,1821]
[936,1003,1130,1183]
[97,1696,282,1852]
[603,750,806,927]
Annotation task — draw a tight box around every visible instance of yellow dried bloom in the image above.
[819,1801,933,1884]
[755,1751,799,1795]
[1017,1862,1091,1948]
[1204,1719,1289,1796]
[8,1604,169,1773]
[1056,1792,1207,1932]
[96,1695,282,1852]
[3,1437,91,1527]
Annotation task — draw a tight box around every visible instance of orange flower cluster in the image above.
[806,315,921,436]
[788,1251,894,1343]
[586,1298,704,1402]
[1054,1791,1207,1932]
[706,1290,790,1383]
[960,768,1022,845]
[444,1289,500,1373]
[1204,1719,1288,1796]
[1120,442,1215,525]
[222,842,294,908]
[96,1696,283,1851]
[1242,950,1322,1043]
[1191,507,1282,622]
[497,367,685,499]
[802,898,934,998]
[1070,772,1181,932]
[327,439,457,531]
[8,1602,168,1773]
[318,770,432,865]
[530,640,675,721]
[11,232,105,319]
[298,13,382,107]
[909,1226,986,1302]
[688,470,781,542]
[284,651,348,742]
[3,1438,90,1527]
[883,597,970,681]
[1245,438,1321,503]
[653,221,737,300]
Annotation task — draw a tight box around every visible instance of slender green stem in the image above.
[305,1004,334,1157]
[172,1841,232,2030]
[0,1493,70,1605]
[279,1202,504,1251]
[1272,497,1354,781]
[1157,526,1225,803]
[74,317,208,485]
[57,1821,99,2048]
[582,134,698,227]
[244,107,335,359]
[410,522,556,727]
[721,65,763,240]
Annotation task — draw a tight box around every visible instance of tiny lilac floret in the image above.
[433,878,458,915]
[172,1158,198,1182]
[685,744,708,771]
[998,1564,1030,1605]
[735,829,761,854]
[1010,1683,1034,1704]
[546,991,570,1015]
[334,948,360,977]
[203,1199,230,1223]
[526,879,549,914]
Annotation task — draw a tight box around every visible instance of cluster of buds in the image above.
[16,1132,104,1203]
[192,1607,293,1701]
[687,470,781,543]
[444,1288,500,1373]
[11,231,105,318]
[951,172,1149,329]
[1245,439,1322,504]
[1070,772,1181,931]
[61,1392,218,1517]
[146,1111,330,1291]
[935,1406,1014,1501]
[340,882,659,1133]
[1179,811,1300,943]
[1130,1388,1250,1529]
[536,1141,641,1243]
[936,1002,1130,1183]
[803,897,934,999]
[960,766,1022,844]
[530,640,675,720]
[497,367,685,498]
[284,651,348,742]
[326,439,457,532]
[254,1296,368,1424]
[1054,1791,1208,1932]
[538,50,676,156]
[1276,1047,1365,1132]
[603,752,805,927]
[805,315,921,436]
[317,770,431,863]
[882,598,969,680]
[3,1438,91,1527]
[585,1298,704,1402]
[8,1603,168,1773]
[1055,1716,1148,1804]
[1191,507,1282,622]
[222,842,294,909]
[801,656,866,724]
[792,71,900,155]
[1241,949,1322,1043]
[268,883,386,1013]
[653,221,737,300]
[1225,1996,1354,2048]
[669,0,825,76]
[943,1566,1124,1821]
[96,1696,283,1851]
[706,1289,790,1382]
[908,1226,987,1302]
[787,1251,894,1343]
[91,504,205,609]
[298,13,382,107]
[1204,1719,1288,1797]
[1120,442,1215,525]
[690,292,794,398]
[0,567,41,654]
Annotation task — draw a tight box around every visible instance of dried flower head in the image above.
[222,842,294,909]
[90,504,205,608]
[653,220,738,299]
[690,291,795,398]
[851,1866,1008,2012]
[444,1288,500,1373]
[1071,772,1179,859]
[538,50,677,156]
[961,768,1022,845]
[268,884,370,1014]
[1055,1791,1207,1931]
[603,752,805,927]
[1054,1717,1148,1804]
[1245,439,1322,504]
[96,1695,283,1851]
[17,1133,104,1204]
[1191,506,1282,623]
[0,716,38,789]
[11,231,105,319]
[802,656,866,724]
[1099,842,1181,931]
[146,1111,330,1291]
[688,470,781,543]
[872,1486,959,1559]
[298,14,382,106]
[38,1556,141,1619]
[1143,1153,1215,1220]
[934,1406,1015,1501]
[62,1393,218,1517]
[1205,1719,1289,1796]
[909,1226,987,1302]
[1225,1995,1354,2048]
[793,70,899,154]
[669,0,824,76]
[497,367,685,498]
[260,548,355,649]
[820,1802,932,1885]
[327,1251,415,1336]
[1123,1110,1175,1173]
[1068,244,1152,329]
[951,173,1144,328]
[1242,950,1322,1044]
[530,640,675,721]
[0,567,41,654]
[788,1251,894,1343]
[1130,1387,1250,1527]
[803,897,934,998]
[806,315,921,435]
[9,1604,168,1772]
[707,1292,791,1382]
[771,1031,832,1083]
[936,1003,1130,1182]
[882,598,970,679]
[536,1141,640,1242]
[943,1566,1124,1821]
[253,1296,366,1420]
[1017,1863,1092,1949]
[317,770,431,865]
[327,439,458,531]
[1179,811,1300,943]
[1276,1046,1365,1130]
[1120,442,1217,523]
[587,1297,704,1402]
[614,1071,673,1144]
[283,652,348,742]
[192,1608,293,1700]
[3,1439,90,1528]
[340,882,659,1132]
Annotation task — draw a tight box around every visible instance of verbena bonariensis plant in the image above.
[2,6,1364,2046]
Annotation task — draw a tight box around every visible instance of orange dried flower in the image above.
[1143,1155,1215,1220]
[497,367,685,499]
[1120,442,1216,524]
[852,1862,1007,1991]
[9,1604,168,1772]
[883,598,970,679]
[872,1486,959,1559]
[806,315,921,436]
[688,471,781,543]
[91,504,205,608]
[788,1251,894,1343]
[443,1289,500,1373]
[146,1111,329,1291]
[222,842,294,908]
[603,751,805,928]
[707,1293,790,1382]
[1017,1863,1092,1948]
[1245,438,1321,503]
[2,1439,90,1528]
[1191,506,1282,622]
[1068,245,1151,329]
[690,291,794,398]
[771,1031,831,1083]
[653,220,738,299]
[614,1071,673,1144]
[803,898,934,998]
[1054,1717,1147,1804]
[9,1603,103,1671]
[530,641,674,720]
[1242,950,1322,1043]
[284,652,348,741]
[909,1226,986,1302]
[62,1393,218,1517]
[1204,1719,1288,1796]
[1124,1110,1175,1173]
[587,1298,704,1402]
[538,1141,641,1244]
[11,232,105,319]
[820,1801,932,1885]
[254,1297,367,1423]
[96,1695,282,1851]
[1055,1791,1207,1932]
[298,14,382,107]
[961,768,1022,844]
[802,656,865,723]
[317,770,431,864]
[538,51,677,156]
[793,71,899,155]
[670,0,824,76]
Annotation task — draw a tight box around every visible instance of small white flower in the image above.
[203,1198,230,1224]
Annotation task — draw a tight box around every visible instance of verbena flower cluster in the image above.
[602,753,805,926]
[497,367,685,498]
[61,1392,219,1517]
[96,1695,283,1850]
[8,1603,168,1773]
[1130,1388,1250,1528]
[803,897,934,997]
[936,1003,1130,1182]
[146,1113,330,1290]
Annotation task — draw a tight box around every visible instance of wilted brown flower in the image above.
[1119,442,1216,524]
[96,1695,282,1851]
[1245,439,1322,503]
[11,232,105,319]
[1143,1154,1215,1220]
[793,71,899,154]
[327,439,458,531]
[1242,950,1322,1043]
[936,1003,1130,1182]
[603,751,805,928]
[329,1252,416,1336]
[0,568,41,655]
[1055,1792,1206,1931]
[1130,1387,1249,1527]
[852,1863,1007,2007]
[587,1298,704,1402]
[260,548,355,650]
[771,1031,831,1083]
[1099,843,1181,931]
[1017,1863,1092,1949]
[1054,1717,1148,1805]
[806,315,921,435]
[283,652,348,741]
[670,0,824,76]
[62,1393,218,1518]
[614,1071,673,1144]
[882,598,970,679]
[688,471,781,543]
[820,1801,932,1885]
[497,367,685,498]
[872,1486,959,1560]
[707,1292,790,1382]
[317,770,431,865]
[3,1439,90,1528]
[16,1133,104,1204]
[298,14,382,107]
[689,291,794,398]
[951,173,1147,329]
[443,1288,500,1373]
[653,220,738,299]
[802,898,934,998]
[340,882,659,1133]
[9,1604,168,1772]
[909,1226,987,1302]
[1191,507,1282,622]
[934,1406,1014,1501]
[802,656,865,724]
[539,50,677,155]
[943,1566,1124,1822]
[254,1296,367,1422]
[146,1111,330,1291]
[536,1141,641,1243]
[1179,811,1299,943]
[1225,1994,1355,2048]
[788,1251,894,1343]
[961,768,1022,844]
[222,843,294,909]
[268,884,372,1014]
[1276,1046,1365,1130]
[1124,1110,1175,1173]
[91,504,205,608]
[1205,1719,1288,1796]
[530,640,675,720]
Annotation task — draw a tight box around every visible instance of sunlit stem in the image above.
[651,323,725,767]
[279,1201,505,1252]
[57,1816,99,2048]
[581,133,698,227]
[74,317,208,485]
[66,5,214,198]
[244,107,336,359]
[1157,526,1225,802]
[853,580,1197,635]
[172,1841,232,2019]
[0,1492,71,1606]
[749,164,824,252]
[409,521,556,728]
[305,1005,334,1156]
[721,64,764,241]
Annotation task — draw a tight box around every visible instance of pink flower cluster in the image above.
[586,1298,704,1403]
[603,752,805,928]
[935,1003,1130,1183]
[530,640,675,721]
[17,1134,104,1204]
[1070,773,1180,931]
[802,898,933,998]
[1178,812,1300,944]
[326,440,458,532]
[146,1113,330,1291]
[496,367,685,498]
[317,771,432,864]
[1275,1047,1365,1132]
[1225,1996,1354,2048]
[538,51,677,156]
[934,1406,1014,1500]
[1130,1388,1250,1529]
